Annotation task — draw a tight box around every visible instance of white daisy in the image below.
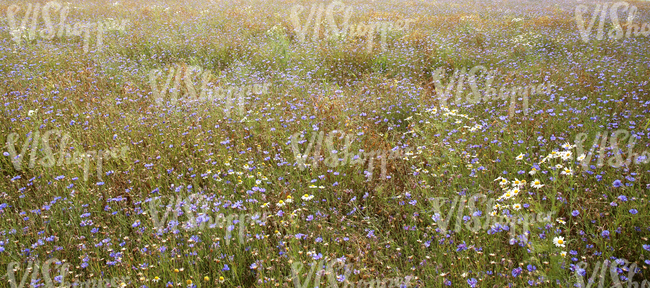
[561,142,575,150]
[560,167,573,176]
[511,188,520,196]
[553,236,566,247]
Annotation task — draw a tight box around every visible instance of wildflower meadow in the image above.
[0,0,649,287]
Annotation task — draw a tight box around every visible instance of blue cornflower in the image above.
[571,210,579,217]
[467,278,477,287]
[512,267,522,278]
[629,209,638,214]
[602,230,610,238]
[613,180,623,188]
[527,264,536,272]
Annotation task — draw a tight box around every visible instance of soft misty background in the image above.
[0,0,649,287]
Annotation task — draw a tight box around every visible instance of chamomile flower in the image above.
[529,168,537,175]
[302,194,314,201]
[153,277,161,283]
[560,167,573,176]
[560,151,573,161]
[555,164,563,169]
[577,154,586,161]
[557,218,566,225]
[219,276,225,283]
[553,236,566,247]
[560,251,567,257]
[550,150,559,158]
[516,153,525,160]
[495,177,509,186]
[276,200,285,207]
[512,203,522,211]
[562,142,575,150]
[261,202,270,208]
[285,195,293,203]
[531,179,544,189]
[511,188,520,196]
